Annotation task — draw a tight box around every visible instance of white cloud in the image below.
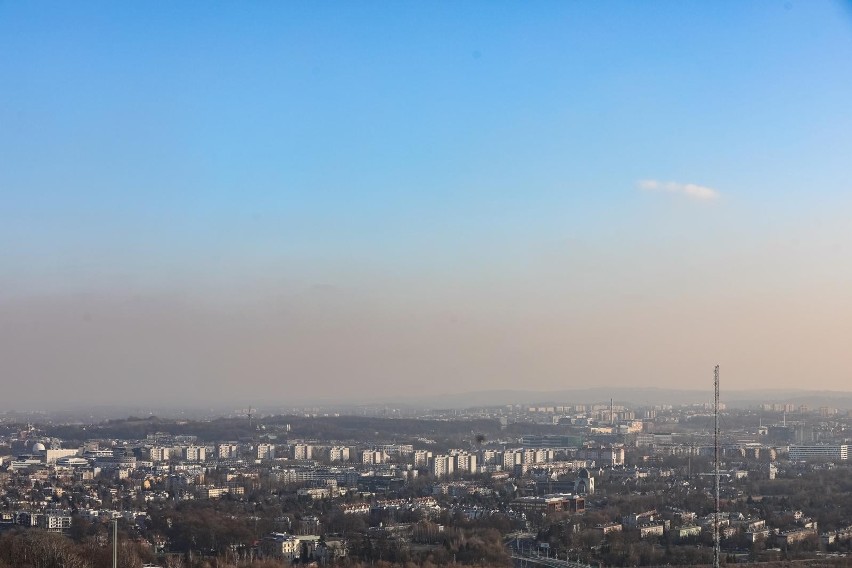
[638,179,720,201]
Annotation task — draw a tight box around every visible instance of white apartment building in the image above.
[329,446,350,462]
[184,446,206,462]
[788,444,848,461]
[482,449,501,464]
[372,444,414,456]
[414,450,433,467]
[360,450,387,465]
[454,452,477,473]
[257,443,276,461]
[503,449,523,469]
[430,455,455,478]
[293,444,313,460]
[148,446,171,462]
[521,449,554,464]
[217,443,239,459]
[578,446,625,466]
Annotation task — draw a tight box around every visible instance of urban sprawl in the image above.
[1,401,851,567]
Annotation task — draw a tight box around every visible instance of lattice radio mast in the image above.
[714,364,721,568]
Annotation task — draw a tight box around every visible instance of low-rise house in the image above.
[776,527,817,546]
[593,522,623,535]
[821,525,852,546]
[674,525,702,540]
[638,523,666,538]
[746,529,771,543]
[623,510,658,528]
[262,532,301,561]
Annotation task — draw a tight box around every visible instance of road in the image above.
[510,551,594,568]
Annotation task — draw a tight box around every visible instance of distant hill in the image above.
[384,387,852,410]
[7,387,852,419]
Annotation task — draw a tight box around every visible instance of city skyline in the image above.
[2,2,852,407]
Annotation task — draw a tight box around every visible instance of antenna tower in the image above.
[714,364,720,568]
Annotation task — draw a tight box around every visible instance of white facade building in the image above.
[788,444,848,461]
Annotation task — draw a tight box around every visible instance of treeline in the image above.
[347,525,509,567]
[0,528,154,568]
[0,528,511,568]
[280,416,501,445]
[0,496,514,568]
[42,415,504,445]
[742,468,852,532]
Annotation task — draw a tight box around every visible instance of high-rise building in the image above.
[257,443,276,460]
[293,444,313,460]
[429,455,455,478]
[184,446,206,462]
[217,443,239,459]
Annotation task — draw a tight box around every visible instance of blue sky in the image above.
[1,2,851,405]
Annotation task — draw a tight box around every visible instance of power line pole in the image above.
[714,364,720,568]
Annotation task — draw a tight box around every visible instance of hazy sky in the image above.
[2,2,852,408]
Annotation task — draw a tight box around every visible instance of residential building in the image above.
[184,446,206,462]
[329,446,350,462]
[293,444,313,460]
[429,455,454,478]
[217,443,239,459]
[414,450,433,467]
[148,446,171,462]
[788,444,848,461]
[257,443,275,461]
[512,494,585,515]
